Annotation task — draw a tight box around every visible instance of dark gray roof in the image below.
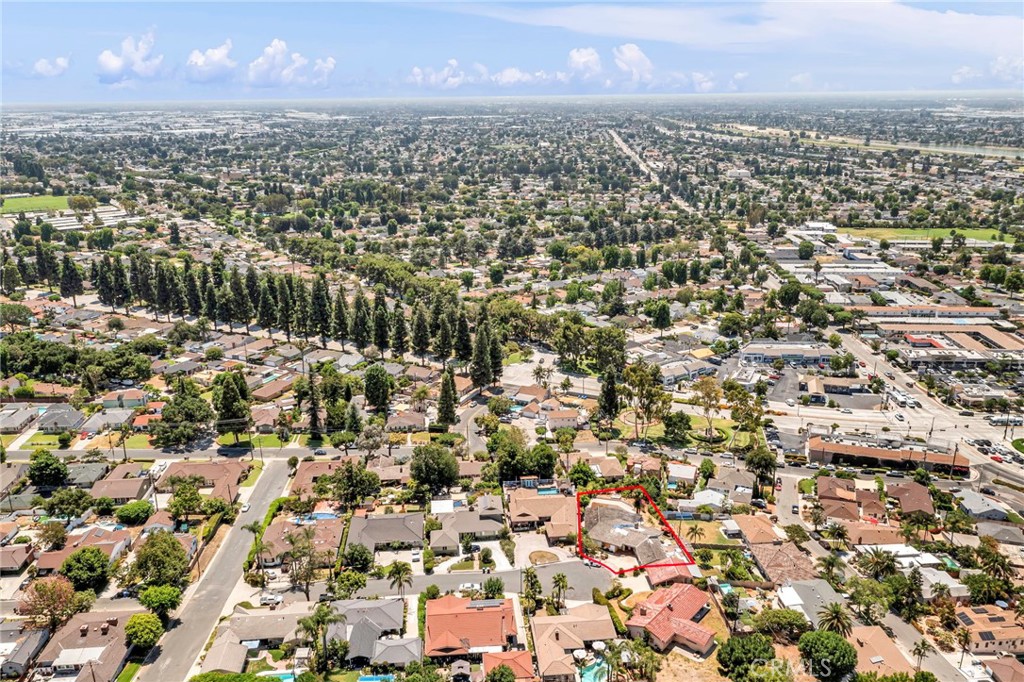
[347,513,424,552]
[373,638,423,666]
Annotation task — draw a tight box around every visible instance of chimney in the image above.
[80,625,88,637]
[554,631,560,642]
[100,623,109,635]
[107,617,118,626]
[667,603,673,611]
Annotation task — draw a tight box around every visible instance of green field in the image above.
[0,195,69,214]
[843,227,1005,242]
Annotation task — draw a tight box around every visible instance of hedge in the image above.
[244,497,289,570]
[592,588,627,635]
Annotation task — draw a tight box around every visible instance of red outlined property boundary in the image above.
[576,484,695,576]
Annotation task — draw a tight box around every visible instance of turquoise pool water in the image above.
[581,660,606,682]
[359,676,396,682]
[537,488,558,495]
[257,674,294,682]
[719,583,734,596]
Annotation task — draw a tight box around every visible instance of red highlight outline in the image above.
[576,485,695,576]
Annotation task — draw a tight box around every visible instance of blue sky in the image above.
[2,1,1022,102]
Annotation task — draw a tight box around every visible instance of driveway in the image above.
[514,531,573,567]
[136,460,291,682]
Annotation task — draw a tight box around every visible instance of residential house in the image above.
[625,584,714,655]
[546,409,579,430]
[776,579,845,629]
[260,517,344,567]
[506,488,577,542]
[667,463,698,486]
[532,604,615,682]
[34,610,140,682]
[36,405,86,434]
[291,458,361,496]
[749,542,817,584]
[387,411,427,433]
[1,543,36,574]
[90,472,152,506]
[327,598,422,667]
[977,522,1024,546]
[958,491,1009,521]
[887,481,935,517]
[0,619,49,679]
[705,470,755,505]
[919,567,970,602]
[424,594,517,658]
[988,657,1024,682]
[35,527,132,576]
[955,605,1024,654]
[0,405,37,434]
[430,509,505,556]
[675,490,727,514]
[66,463,109,489]
[79,409,135,436]
[848,626,915,678]
[156,460,249,503]
[212,604,306,651]
[347,513,424,554]
[100,389,146,410]
[483,651,534,682]
[732,515,785,546]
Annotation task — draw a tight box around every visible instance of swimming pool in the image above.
[581,660,606,682]
[359,676,395,682]
[537,488,559,496]
[256,673,295,682]
[719,583,734,596]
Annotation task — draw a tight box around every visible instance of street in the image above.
[136,460,291,682]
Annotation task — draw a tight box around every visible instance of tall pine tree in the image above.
[59,254,83,308]
[307,365,323,438]
[437,369,457,426]
[351,289,372,351]
[454,308,473,364]
[470,324,492,389]
[411,301,431,362]
[372,287,390,352]
[391,305,409,358]
[332,289,349,349]
[310,274,332,347]
[434,315,453,367]
[229,268,253,334]
[488,326,504,385]
[256,279,277,332]
[276,277,293,342]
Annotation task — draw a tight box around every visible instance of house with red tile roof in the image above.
[424,594,516,658]
[626,583,715,655]
[482,650,534,682]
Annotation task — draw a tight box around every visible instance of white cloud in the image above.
[989,56,1022,83]
[733,71,749,82]
[407,58,475,89]
[247,39,307,87]
[567,47,602,78]
[186,40,237,83]
[951,65,982,84]
[32,57,69,78]
[96,31,163,84]
[612,43,653,83]
[691,71,715,92]
[312,57,336,87]
[467,3,1022,61]
[789,72,813,89]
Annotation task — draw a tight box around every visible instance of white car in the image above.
[894,413,905,422]
[259,592,283,606]
[785,398,796,407]
[840,408,852,414]
[241,503,251,513]
[458,583,482,593]
[411,550,421,562]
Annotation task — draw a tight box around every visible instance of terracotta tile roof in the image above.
[750,542,817,583]
[626,584,714,650]
[483,651,534,681]
[424,594,516,657]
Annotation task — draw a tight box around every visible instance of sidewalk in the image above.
[7,429,37,451]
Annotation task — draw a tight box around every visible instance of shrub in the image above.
[116,500,153,526]
[499,538,515,566]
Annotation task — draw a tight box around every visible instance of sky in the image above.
[2,1,1022,103]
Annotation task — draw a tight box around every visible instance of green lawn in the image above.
[241,462,263,487]
[25,433,75,448]
[0,195,70,214]
[843,226,1005,243]
[0,434,18,446]
[503,352,524,365]
[115,662,141,682]
[1013,439,1024,455]
[328,672,362,682]
[216,434,284,449]
[673,520,740,546]
[450,559,475,571]
[798,478,816,495]
[123,434,152,448]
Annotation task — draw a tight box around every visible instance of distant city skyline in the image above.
[2,1,1022,103]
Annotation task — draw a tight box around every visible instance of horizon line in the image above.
[3,88,1023,110]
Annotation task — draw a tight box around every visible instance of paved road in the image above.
[294,559,614,604]
[137,460,291,682]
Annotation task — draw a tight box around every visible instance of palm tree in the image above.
[602,640,624,682]
[817,603,853,637]
[810,506,826,533]
[298,602,345,672]
[242,521,268,578]
[956,627,972,667]
[816,553,844,583]
[824,522,850,551]
[859,547,897,580]
[387,560,414,597]
[686,524,706,544]
[552,572,569,610]
[912,638,935,672]
[931,583,951,603]
[532,363,547,385]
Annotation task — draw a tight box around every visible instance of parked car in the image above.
[411,550,421,562]
[886,471,905,478]
[786,398,796,407]
[981,487,996,496]
[458,583,482,593]
[791,505,800,514]
[314,448,327,456]
[751,499,767,509]
[260,593,283,606]
[840,408,852,414]
[959,410,975,417]
[894,413,905,421]
[241,503,251,513]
